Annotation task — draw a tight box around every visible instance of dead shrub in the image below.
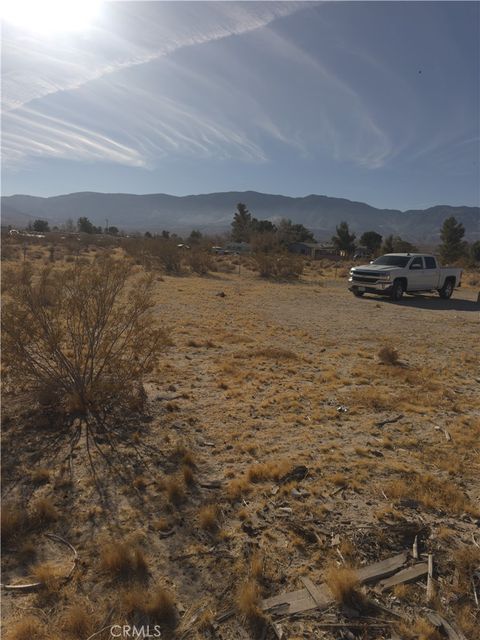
[378,345,400,365]
[1,258,168,415]
[254,252,303,279]
[186,249,214,274]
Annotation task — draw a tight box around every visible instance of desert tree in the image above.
[381,234,417,254]
[231,203,253,242]
[359,231,382,255]
[470,240,480,264]
[332,221,356,256]
[33,219,50,233]
[439,216,467,263]
[277,219,314,246]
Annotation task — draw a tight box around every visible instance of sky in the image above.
[1,0,479,211]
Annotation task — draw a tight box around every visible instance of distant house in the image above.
[288,242,339,260]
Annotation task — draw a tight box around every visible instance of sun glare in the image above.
[1,0,102,35]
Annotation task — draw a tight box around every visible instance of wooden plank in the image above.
[262,588,317,615]
[262,552,408,616]
[356,552,408,584]
[425,610,467,640]
[300,577,332,609]
[376,563,428,592]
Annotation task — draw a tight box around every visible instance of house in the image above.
[288,242,339,260]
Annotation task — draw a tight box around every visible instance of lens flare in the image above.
[1,0,102,35]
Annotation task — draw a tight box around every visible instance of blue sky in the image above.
[1,1,479,210]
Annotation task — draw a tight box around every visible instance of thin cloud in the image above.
[2,2,308,112]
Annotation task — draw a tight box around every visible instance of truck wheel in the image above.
[353,290,364,297]
[439,279,454,299]
[391,280,404,301]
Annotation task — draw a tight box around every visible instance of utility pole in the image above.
[105,218,109,234]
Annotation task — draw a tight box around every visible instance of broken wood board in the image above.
[262,552,408,615]
[375,562,428,593]
[425,610,468,640]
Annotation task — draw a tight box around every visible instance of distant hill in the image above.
[1,191,479,243]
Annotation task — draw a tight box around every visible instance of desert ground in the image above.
[2,243,480,640]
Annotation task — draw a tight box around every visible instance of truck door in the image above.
[408,256,426,290]
[423,256,440,289]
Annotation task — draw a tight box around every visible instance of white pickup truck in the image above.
[348,253,462,301]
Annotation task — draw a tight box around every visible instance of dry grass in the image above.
[165,475,186,505]
[6,616,46,640]
[385,474,478,516]
[31,562,60,591]
[1,504,28,543]
[31,497,58,525]
[246,460,290,483]
[198,504,219,532]
[61,605,94,638]
[148,586,178,627]
[377,344,400,365]
[30,467,51,485]
[99,541,148,579]
[236,580,267,638]
[324,565,362,608]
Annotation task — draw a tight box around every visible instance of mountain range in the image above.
[2,191,479,243]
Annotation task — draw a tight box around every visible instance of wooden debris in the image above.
[199,479,223,489]
[375,414,404,428]
[375,563,428,593]
[425,610,468,640]
[262,552,408,616]
[412,535,418,559]
[300,577,332,608]
[426,553,434,603]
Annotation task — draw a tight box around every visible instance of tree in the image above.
[77,217,96,234]
[332,221,356,255]
[470,240,480,264]
[439,216,466,263]
[188,229,203,244]
[277,219,315,246]
[382,235,394,253]
[359,231,382,255]
[33,219,50,233]
[381,235,417,254]
[107,226,119,236]
[231,203,253,242]
[252,219,277,234]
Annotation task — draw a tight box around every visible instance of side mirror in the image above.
[410,264,421,270]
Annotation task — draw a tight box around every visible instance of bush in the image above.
[1,257,168,415]
[254,252,303,279]
[186,249,214,274]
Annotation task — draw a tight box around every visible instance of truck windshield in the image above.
[372,256,410,267]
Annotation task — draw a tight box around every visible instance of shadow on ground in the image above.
[364,294,480,312]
